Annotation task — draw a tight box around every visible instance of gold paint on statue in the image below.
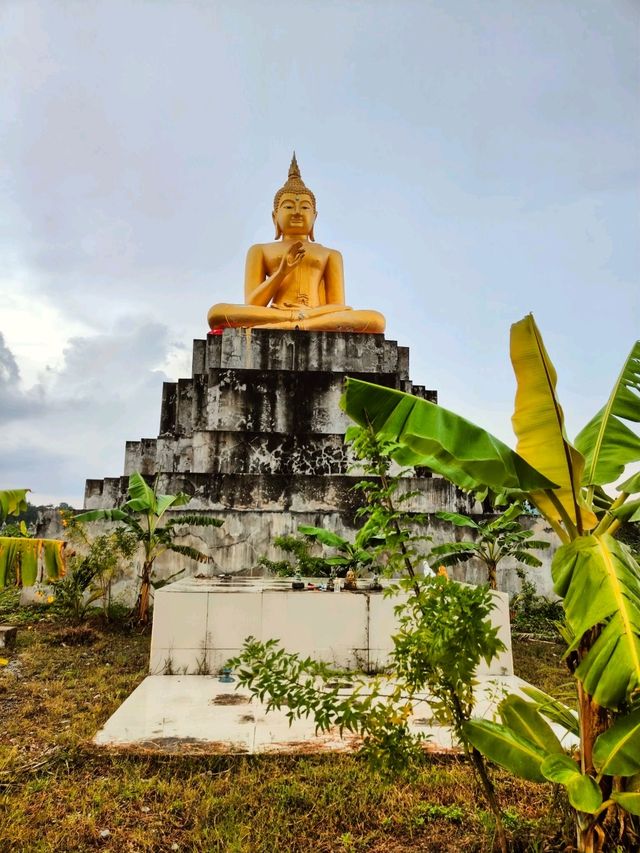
[207,155,386,333]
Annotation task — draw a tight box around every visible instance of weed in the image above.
[409,801,465,826]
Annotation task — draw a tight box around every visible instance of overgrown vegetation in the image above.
[76,472,222,624]
[52,515,138,622]
[0,589,571,852]
[510,567,564,639]
[230,426,515,852]
[430,504,549,590]
[343,317,640,852]
[257,533,333,577]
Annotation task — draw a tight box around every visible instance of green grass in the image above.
[0,590,572,852]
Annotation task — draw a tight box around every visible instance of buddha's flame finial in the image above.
[273,152,316,212]
[289,151,300,179]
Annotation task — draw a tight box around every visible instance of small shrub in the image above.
[510,568,563,638]
[52,524,137,622]
[258,534,331,577]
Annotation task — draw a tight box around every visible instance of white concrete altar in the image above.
[93,578,571,756]
[149,577,514,677]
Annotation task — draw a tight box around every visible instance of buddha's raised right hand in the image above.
[277,240,306,277]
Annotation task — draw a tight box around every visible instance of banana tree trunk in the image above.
[577,804,639,853]
[487,561,497,590]
[135,560,153,625]
[573,637,637,852]
[576,822,604,853]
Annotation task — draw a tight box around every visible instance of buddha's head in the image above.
[273,153,317,241]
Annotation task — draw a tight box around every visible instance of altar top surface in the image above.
[156,576,402,594]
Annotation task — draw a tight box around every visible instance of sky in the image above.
[1,0,638,506]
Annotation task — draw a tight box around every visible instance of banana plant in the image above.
[342,316,640,852]
[430,502,549,589]
[76,472,223,625]
[0,489,66,587]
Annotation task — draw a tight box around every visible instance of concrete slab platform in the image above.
[93,674,574,755]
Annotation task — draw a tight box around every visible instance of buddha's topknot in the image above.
[273,153,316,211]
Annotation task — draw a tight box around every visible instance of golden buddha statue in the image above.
[207,155,386,333]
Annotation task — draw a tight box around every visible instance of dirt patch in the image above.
[102,737,250,755]
[211,693,250,706]
[260,733,364,754]
[48,626,98,646]
[238,714,255,723]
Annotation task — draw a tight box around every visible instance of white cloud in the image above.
[0,280,94,385]
[0,317,184,506]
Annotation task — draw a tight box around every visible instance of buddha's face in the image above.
[273,192,316,238]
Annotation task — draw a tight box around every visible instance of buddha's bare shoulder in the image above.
[317,243,342,259]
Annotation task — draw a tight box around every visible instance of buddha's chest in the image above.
[265,246,328,275]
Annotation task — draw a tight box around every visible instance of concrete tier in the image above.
[85,329,440,509]
[157,369,433,440]
[193,329,412,376]
[85,472,471,515]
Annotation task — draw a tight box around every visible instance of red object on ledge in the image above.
[208,327,225,336]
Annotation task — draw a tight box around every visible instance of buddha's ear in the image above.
[272,210,282,240]
[309,211,317,242]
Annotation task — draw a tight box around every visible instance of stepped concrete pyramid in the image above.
[84,329,474,575]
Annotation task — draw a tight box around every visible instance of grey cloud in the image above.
[0,333,19,385]
[0,317,187,504]
[0,332,45,422]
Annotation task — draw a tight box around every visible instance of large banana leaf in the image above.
[164,514,223,529]
[499,694,564,754]
[463,719,548,782]
[0,488,30,522]
[552,534,640,708]
[43,540,65,580]
[541,753,582,784]
[611,499,640,524]
[341,379,557,494]
[155,492,190,518]
[19,539,39,586]
[575,341,640,487]
[0,538,21,587]
[166,543,211,563]
[592,708,640,776]
[298,524,348,549]
[498,694,564,755]
[75,508,134,524]
[126,471,157,512]
[0,538,66,587]
[542,755,603,813]
[510,315,596,531]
